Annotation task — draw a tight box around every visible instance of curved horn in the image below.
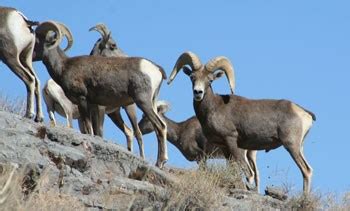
[205,56,236,94]
[89,23,110,41]
[168,51,202,85]
[56,22,73,52]
[35,21,62,50]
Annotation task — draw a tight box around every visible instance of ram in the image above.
[168,51,315,194]
[34,21,168,167]
[139,101,259,190]
[0,7,43,122]
[42,23,144,157]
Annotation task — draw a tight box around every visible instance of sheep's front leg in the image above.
[90,105,105,137]
[224,135,253,187]
[77,96,93,135]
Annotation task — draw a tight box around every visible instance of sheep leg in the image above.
[77,96,93,135]
[21,41,43,122]
[2,52,35,119]
[90,105,105,137]
[65,112,73,128]
[224,136,253,185]
[107,108,134,152]
[124,104,145,159]
[43,92,56,127]
[285,145,312,194]
[77,118,86,133]
[136,100,167,168]
[49,111,56,127]
[59,97,74,128]
[246,150,259,192]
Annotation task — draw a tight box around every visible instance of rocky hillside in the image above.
[0,110,292,210]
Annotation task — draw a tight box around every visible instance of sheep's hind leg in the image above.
[285,145,312,194]
[108,108,134,152]
[125,104,145,159]
[3,53,35,119]
[136,100,167,168]
[22,41,43,122]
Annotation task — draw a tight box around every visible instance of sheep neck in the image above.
[42,47,67,84]
[193,86,219,122]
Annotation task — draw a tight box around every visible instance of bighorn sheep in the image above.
[139,101,259,190]
[42,78,80,128]
[42,23,145,157]
[33,21,168,167]
[168,51,315,194]
[88,23,144,157]
[89,23,127,57]
[0,7,43,122]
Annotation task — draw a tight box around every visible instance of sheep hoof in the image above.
[50,120,56,127]
[25,112,35,119]
[155,159,168,169]
[34,115,44,123]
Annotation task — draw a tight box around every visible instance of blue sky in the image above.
[1,1,349,194]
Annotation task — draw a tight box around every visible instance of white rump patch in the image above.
[292,104,313,139]
[139,59,162,97]
[7,11,34,52]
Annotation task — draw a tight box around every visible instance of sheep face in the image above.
[89,23,126,57]
[138,114,154,134]
[33,32,55,61]
[168,52,235,101]
[33,21,73,61]
[183,66,225,101]
[95,37,123,57]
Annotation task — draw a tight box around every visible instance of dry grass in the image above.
[0,164,85,211]
[287,190,350,211]
[0,93,26,116]
[165,162,244,210]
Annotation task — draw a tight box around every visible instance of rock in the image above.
[265,186,288,201]
[225,189,289,210]
[0,110,292,210]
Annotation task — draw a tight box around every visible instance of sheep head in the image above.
[33,21,73,61]
[168,51,235,101]
[89,23,125,57]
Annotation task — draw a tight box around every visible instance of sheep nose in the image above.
[194,89,203,95]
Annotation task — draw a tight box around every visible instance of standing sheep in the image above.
[0,7,43,122]
[168,51,315,194]
[42,23,144,157]
[33,21,168,167]
[139,101,260,190]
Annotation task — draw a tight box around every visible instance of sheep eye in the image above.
[110,43,117,49]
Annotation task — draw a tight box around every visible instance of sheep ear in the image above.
[213,70,225,80]
[183,66,192,76]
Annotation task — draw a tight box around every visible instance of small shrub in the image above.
[0,164,85,211]
[0,93,26,115]
[165,162,244,210]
